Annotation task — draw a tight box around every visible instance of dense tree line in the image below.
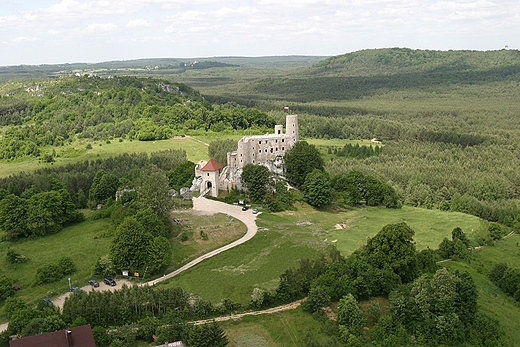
[0,286,229,347]
[0,148,188,208]
[0,76,275,159]
[326,140,520,224]
[0,180,83,240]
[331,143,382,159]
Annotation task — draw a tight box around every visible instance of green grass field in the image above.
[170,211,246,270]
[0,136,210,178]
[0,216,113,304]
[157,203,484,305]
[221,307,338,347]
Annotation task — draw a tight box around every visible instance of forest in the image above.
[1,48,520,346]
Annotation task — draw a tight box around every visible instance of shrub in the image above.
[35,257,77,285]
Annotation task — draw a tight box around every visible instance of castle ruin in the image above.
[197,114,299,197]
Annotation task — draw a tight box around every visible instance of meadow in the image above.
[221,307,338,347]
[159,202,483,305]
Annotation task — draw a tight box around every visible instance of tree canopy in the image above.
[284,141,324,187]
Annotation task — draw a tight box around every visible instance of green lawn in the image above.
[329,205,485,255]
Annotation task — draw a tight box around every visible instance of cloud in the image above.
[86,22,118,33]
[125,19,150,28]
[13,36,37,42]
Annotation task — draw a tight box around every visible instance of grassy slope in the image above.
[443,234,520,346]
[0,137,209,178]
[0,216,113,303]
[222,307,337,347]
[158,203,483,305]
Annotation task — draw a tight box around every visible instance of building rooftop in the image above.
[201,158,223,171]
[9,325,96,347]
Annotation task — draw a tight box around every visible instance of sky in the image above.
[0,0,519,66]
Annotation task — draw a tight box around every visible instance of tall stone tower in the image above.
[285,114,299,144]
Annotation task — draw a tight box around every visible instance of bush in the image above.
[35,257,77,285]
[6,248,28,264]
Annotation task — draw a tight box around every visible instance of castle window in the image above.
[259,150,261,153]
[240,154,243,156]
[282,139,285,142]
[265,149,267,152]
[278,130,281,134]
[270,148,273,153]
[207,173,209,176]
[276,139,278,143]
[276,147,278,151]
[253,160,255,163]
[282,147,285,150]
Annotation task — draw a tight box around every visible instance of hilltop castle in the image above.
[197,114,299,197]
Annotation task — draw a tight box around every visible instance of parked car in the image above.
[104,278,116,286]
[242,205,249,211]
[42,298,53,306]
[252,208,258,214]
[69,286,81,292]
[88,279,99,287]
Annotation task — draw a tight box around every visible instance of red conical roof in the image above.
[201,158,223,171]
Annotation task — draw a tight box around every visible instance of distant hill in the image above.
[246,48,520,102]
[310,47,520,77]
[0,56,327,81]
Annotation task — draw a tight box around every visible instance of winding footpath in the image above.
[145,196,259,286]
[0,197,258,332]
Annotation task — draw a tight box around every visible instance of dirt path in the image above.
[0,197,258,333]
[145,196,259,286]
[185,135,209,146]
[191,299,305,325]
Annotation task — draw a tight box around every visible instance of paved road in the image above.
[145,196,259,286]
[0,197,258,333]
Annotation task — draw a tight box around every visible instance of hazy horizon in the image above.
[1,0,518,66]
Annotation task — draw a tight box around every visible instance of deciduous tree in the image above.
[302,169,333,207]
[241,164,272,203]
[284,141,324,187]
